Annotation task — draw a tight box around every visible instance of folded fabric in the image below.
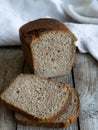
[66,23,98,60]
[62,0,98,24]
[0,0,65,46]
[0,0,98,61]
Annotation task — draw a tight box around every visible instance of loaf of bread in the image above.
[1,74,72,122]
[20,18,77,78]
[15,88,80,128]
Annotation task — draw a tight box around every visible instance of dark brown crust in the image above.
[0,74,72,122]
[15,89,80,128]
[20,18,77,42]
[20,30,34,73]
[20,18,77,77]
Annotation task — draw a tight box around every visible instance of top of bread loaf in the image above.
[20,18,77,46]
[1,74,71,122]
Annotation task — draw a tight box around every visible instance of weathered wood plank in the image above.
[0,48,24,130]
[73,52,98,130]
[17,64,78,130]
[17,124,40,130]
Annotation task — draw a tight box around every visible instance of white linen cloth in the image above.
[62,0,98,24]
[66,23,98,60]
[0,0,98,60]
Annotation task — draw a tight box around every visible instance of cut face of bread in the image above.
[31,31,76,78]
[20,18,77,78]
[15,88,80,128]
[1,74,71,122]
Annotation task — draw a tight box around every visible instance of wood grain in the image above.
[73,52,98,130]
[0,48,24,130]
[0,47,79,130]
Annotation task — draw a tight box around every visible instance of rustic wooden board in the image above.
[73,52,98,130]
[16,64,78,130]
[0,47,24,130]
[2,48,98,130]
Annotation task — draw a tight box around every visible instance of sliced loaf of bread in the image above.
[1,74,72,122]
[20,18,77,78]
[15,88,80,128]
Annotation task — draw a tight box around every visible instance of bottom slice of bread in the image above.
[15,88,80,128]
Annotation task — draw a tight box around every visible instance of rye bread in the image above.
[1,74,72,122]
[15,88,80,128]
[20,18,77,78]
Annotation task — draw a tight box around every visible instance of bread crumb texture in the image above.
[1,74,69,119]
[31,31,75,77]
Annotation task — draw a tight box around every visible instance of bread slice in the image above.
[1,74,72,122]
[15,88,80,128]
[20,18,77,78]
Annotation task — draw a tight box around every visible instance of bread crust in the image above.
[20,30,34,73]
[20,18,77,77]
[1,74,72,122]
[15,89,80,128]
[20,18,77,42]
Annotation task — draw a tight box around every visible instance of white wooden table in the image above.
[0,47,98,130]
